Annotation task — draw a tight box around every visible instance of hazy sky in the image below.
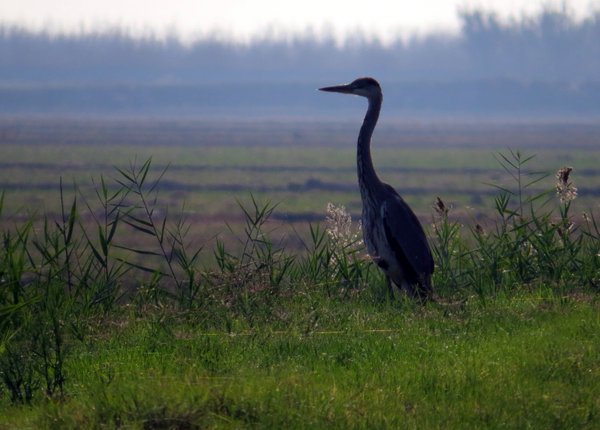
[1,0,598,43]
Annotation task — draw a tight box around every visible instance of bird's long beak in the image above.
[319,83,354,94]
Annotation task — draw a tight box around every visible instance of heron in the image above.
[319,77,434,300]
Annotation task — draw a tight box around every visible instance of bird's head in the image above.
[319,77,381,99]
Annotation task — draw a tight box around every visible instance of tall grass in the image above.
[0,150,598,405]
[431,150,600,298]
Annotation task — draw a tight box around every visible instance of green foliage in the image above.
[431,150,600,299]
[209,195,294,324]
[113,158,203,307]
[0,150,599,414]
[294,208,374,300]
[0,160,201,403]
[3,296,600,429]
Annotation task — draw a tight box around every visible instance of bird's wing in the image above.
[381,192,434,278]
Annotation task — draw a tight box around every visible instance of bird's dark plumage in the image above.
[319,77,434,300]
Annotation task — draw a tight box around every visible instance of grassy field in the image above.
[2,293,599,429]
[2,116,600,255]
[3,117,600,218]
[1,116,600,428]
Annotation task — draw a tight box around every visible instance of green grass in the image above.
[2,294,598,429]
[2,119,600,427]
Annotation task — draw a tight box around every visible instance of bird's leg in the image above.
[404,280,432,304]
[386,276,395,300]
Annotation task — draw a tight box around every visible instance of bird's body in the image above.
[320,77,434,300]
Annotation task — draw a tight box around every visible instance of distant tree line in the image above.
[1,7,599,84]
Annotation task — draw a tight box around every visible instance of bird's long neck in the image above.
[357,94,383,199]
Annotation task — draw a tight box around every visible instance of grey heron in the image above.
[319,77,434,300]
